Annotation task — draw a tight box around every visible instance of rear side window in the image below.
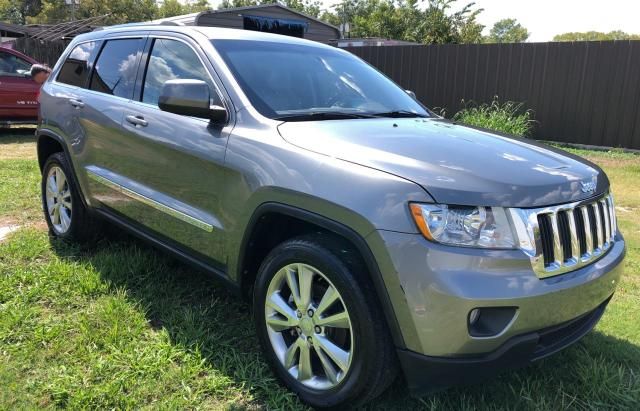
[90,38,145,99]
[0,52,32,77]
[57,41,100,87]
[142,38,216,106]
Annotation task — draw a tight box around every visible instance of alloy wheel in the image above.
[265,263,354,390]
[45,166,72,234]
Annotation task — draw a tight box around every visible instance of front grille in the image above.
[512,193,617,278]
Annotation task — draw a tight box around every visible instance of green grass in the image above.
[1,132,639,409]
[453,98,535,137]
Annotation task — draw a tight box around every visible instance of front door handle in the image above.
[69,98,84,108]
[125,115,148,127]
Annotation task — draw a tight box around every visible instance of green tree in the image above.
[0,0,42,24]
[486,18,529,43]
[553,30,640,41]
[327,0,483,44]
[218,0,270,9]
[184,0,210,13]
[75,0,157,25]
[157,0,183,18]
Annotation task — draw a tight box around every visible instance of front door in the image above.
[92,35,233,268]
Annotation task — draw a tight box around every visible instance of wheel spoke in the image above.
[297,264,314,309]
[314,335,350,372]
[59,207,71,231]
[297,342,313,381]
[284,267,301,308]
[315,286,340,318]
[314,344,339,384]
[283,340,299,370]
[47,175,58,195]
[53,205,61,225]
[61,199,72,210]
[265,292,298,332]
[316,310,350,329]
[55,169,66,193]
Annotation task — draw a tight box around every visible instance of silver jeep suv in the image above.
[36,25,625,408]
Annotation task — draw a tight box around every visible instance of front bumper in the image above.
[371,231,625,356]
[397,296,610,396]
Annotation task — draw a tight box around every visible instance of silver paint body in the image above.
[38,26,624,356]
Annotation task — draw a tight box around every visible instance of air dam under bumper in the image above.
[397,296,610,396]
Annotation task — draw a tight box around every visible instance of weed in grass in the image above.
[452,97,535,137]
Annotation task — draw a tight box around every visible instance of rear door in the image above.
[0,49,39,119]
[49,36,147,207]
[87,33,233,267]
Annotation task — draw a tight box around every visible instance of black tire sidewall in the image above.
[253,239,380,409]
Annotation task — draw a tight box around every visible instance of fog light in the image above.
[468,308,480,325]
[467,307,518,337]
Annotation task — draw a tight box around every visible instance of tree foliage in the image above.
[0,0,513,46]
[553,31,640,41]
[0,0,43,24]
[319,0,484,44]
[486,18,529,43]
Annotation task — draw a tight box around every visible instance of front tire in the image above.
[253,234,397,409]
[41,152,98,243]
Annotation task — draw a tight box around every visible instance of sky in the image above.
[206,0,640,42]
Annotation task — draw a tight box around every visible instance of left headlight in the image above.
[409,203,517,249]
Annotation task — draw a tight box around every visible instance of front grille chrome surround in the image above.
[509,193,617,278]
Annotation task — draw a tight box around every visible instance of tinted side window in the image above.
[142,38,216,106]
[57,42,100,87]
[0,52,31,77]
[90,38,145,99]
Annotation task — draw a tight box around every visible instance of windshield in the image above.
[212,40,430,121]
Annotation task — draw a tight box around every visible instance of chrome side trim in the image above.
[87,170,214,233]
[509,193,617,279]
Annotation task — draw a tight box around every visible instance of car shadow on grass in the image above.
[0,127,37,139]
[49,234,640,410]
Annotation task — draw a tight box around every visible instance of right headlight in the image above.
[409,203,517,249]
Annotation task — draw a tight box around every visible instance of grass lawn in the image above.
[1,129,639,409]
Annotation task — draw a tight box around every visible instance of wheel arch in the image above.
[237,202,406,348]
[36,129,90,209]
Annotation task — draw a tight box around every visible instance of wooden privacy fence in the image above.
[14,37,68,67]
[346,41,640,150]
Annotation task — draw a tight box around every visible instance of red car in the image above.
[0,46,40,125]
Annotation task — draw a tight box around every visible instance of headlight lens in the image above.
[410,203,516,248]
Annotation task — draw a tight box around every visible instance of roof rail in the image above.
[93,21,179,32]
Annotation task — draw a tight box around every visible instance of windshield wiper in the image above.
[274,111,374,121]
[371,110,428,118]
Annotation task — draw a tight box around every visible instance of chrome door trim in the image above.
[87,169,214,233]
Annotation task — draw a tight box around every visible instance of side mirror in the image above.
[405,90,417,100]
[158,79,228,123]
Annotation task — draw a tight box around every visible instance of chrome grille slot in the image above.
[587,204,599,251]
[574,207,587,256]
[537,214,554,267]
[510,193,617,278]
[557,211,573,262]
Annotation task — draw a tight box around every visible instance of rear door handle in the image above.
[69,98,84,108]
[125,115,148,127]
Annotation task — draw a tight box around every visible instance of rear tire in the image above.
[253,234,397,409]
[41,152,99,243]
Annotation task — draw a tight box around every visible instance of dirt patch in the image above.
[0,142,37,160]
[0,224,20,242]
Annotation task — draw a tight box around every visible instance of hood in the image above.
[278,118,608,208]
